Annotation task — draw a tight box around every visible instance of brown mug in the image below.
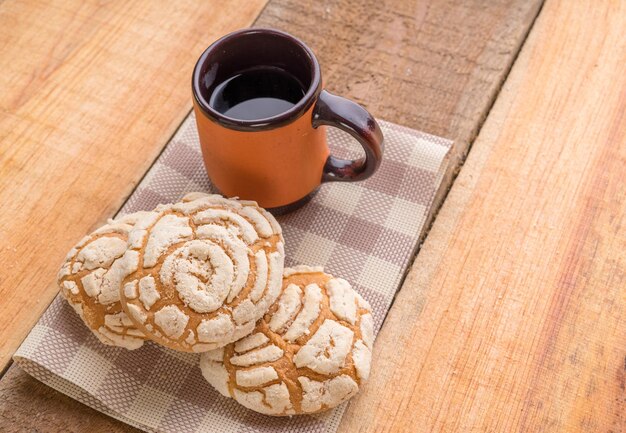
[192,28,383,212]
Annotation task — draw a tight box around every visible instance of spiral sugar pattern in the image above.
[119,193,285,352]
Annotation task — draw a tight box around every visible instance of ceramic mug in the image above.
[192,28,383,212]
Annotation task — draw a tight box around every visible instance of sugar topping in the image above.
[200,268,374,416]
[119,194,284,352]
[57,211,150,350]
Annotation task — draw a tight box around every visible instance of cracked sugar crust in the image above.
[200,267,374,416]
[119,193,285,352]
[57,212,150,350]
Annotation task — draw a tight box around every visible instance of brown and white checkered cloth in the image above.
[14,113,451,433]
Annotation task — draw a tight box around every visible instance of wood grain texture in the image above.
[0,0,545,431]
[255,0,544,230]
[0,0,266,370]
[339,0,626,431]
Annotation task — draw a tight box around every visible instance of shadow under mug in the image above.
[192,28,384,213]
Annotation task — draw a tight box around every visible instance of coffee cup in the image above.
[192,28,384,212]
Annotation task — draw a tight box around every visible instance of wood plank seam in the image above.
[0,0,268,370]
[382,0,546,327]
[338,0,626,430]
[0,108,197,383]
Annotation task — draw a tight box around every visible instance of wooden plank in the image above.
[255,0,543,229]
[339,0,626,431]
[0,0,266,370]
[0,0,544,430]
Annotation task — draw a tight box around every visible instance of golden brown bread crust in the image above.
[119,194,285,352]
[200,266,374,415]
[57,212,149,350]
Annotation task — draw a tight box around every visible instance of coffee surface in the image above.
[209,67,305,120]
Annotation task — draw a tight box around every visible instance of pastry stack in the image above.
[57,192,374,416]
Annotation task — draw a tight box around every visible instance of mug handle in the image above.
[312,90,384,182]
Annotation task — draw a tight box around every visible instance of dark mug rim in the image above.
[192,28,322,131]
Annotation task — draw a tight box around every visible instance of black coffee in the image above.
[209,67,305,120]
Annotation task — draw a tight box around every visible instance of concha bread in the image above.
[57,212,150,349]
[200,266,374,415]
[119,193,285,352]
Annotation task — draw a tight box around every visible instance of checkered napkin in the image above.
[14,113,451,433]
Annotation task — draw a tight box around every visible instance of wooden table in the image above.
[1,0,624,431]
